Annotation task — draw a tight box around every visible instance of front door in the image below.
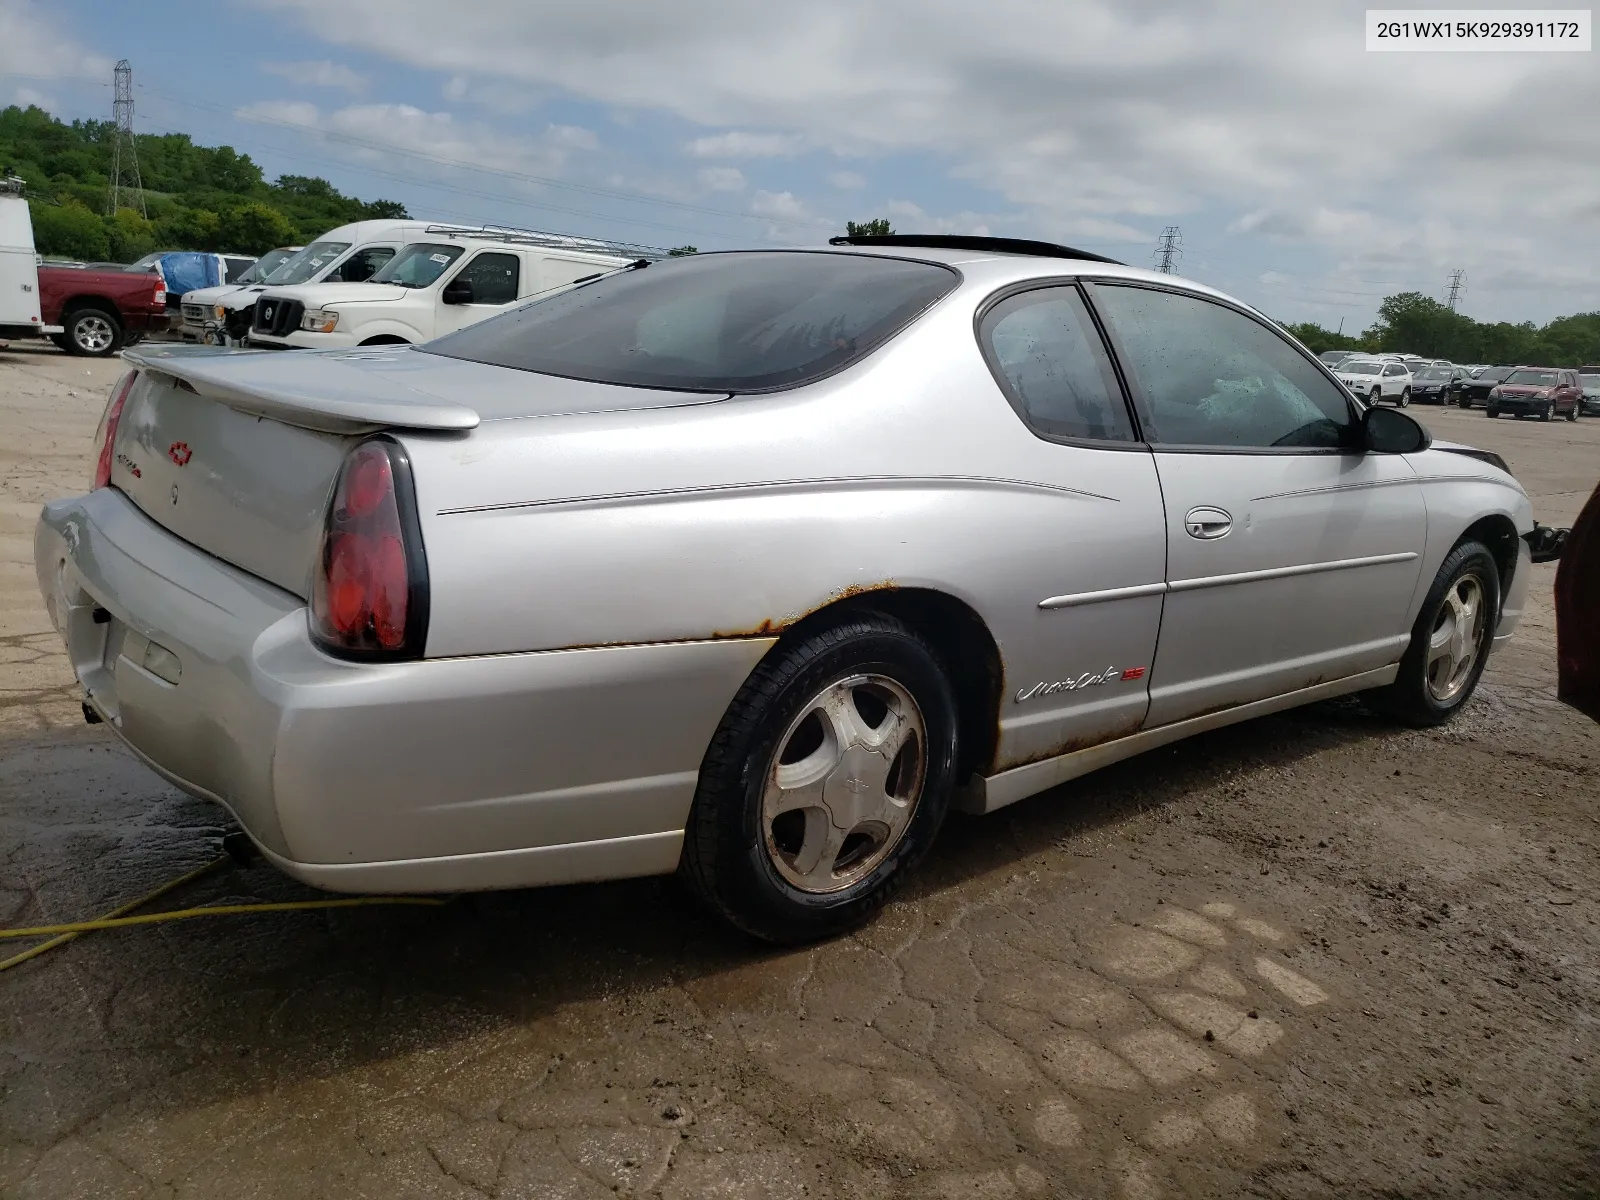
[1086,282,1426,727]
[435,251,523,337]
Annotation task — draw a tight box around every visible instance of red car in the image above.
[36,262,169,356]
[1485,367,1583,422]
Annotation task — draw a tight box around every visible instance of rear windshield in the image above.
[1479,367,1514,382]
[1340,360,1381,374]
[265,241,351,285]
[1505,369,1558,386]
[423,250,959,392]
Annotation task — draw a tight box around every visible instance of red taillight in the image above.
[153,282,166,306]
[310,439,429,659]
[93,370,139,489]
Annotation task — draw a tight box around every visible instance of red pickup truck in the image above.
[34,262,169,356]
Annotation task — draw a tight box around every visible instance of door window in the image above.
[330,246,396,283]
[456,252,520,304]
[978,286,1136,442]
[1091,285,1359,450]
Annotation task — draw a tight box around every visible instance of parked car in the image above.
[1409,364,1457,405]
[178,246,302,342]
[1578,367,1600,417]
[1486,367,1583,421]
[1318,350,1353,367]
[247,225,661,349]
[208,220,524,345]
[35,234,1551,942]
[1336,357,1413,405]
[1457,365,1518,409]
[1,180,159,354]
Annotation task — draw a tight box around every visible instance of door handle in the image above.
[1184,506,1233,540]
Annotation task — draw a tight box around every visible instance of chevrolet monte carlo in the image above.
[34,235,1555,942]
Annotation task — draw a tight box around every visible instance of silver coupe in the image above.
[35,235,1549,942]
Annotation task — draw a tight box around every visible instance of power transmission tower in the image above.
[1444,269,1465,310]
[1154,226,1182,274]
[107,59,146,218]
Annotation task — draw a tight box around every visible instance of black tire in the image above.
[122,330,145,348]
[1565,406,1577,422]
[63,306,123,357]
[1366,540,1499,727]
[1539,405,1552,422]
[1369,388,1383,406]
[1398,388,1411,408]
[48,333,70,352]
[1485,407,1497,418]
[680,612,959,943]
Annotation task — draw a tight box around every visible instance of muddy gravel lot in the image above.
[2,343,1598,1199]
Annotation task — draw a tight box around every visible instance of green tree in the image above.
[107,207,157,261]
[154,206,221,251]
[218,201,297,254]
[29,198,109,260]
[845,218,894,237]
[361,198,409,219]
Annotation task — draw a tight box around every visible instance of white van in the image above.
[0,176,43,337]
[207,220,485,346]
[246,225,663,349]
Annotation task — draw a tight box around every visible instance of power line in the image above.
[1445,269,1466,310]
[107,60,145,218]
[1154,226,1182,274]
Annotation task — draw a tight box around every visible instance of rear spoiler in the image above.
[120,344,479,434]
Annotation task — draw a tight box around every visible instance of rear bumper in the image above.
[34,489,771,892]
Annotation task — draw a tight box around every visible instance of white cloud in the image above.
[829,170,865,190]
[0,0,113,89]
[233,100,600,199]
[261,59,369,92]
[252,0,1600,319]
[697,165,746,192]
[686,131,805,158]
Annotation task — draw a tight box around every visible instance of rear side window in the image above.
[423,251,958,392]
[979,286,1135,442]
[457,252,520,304]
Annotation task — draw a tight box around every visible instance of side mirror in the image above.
[1364,405,1430,454]
[442,278,474,305]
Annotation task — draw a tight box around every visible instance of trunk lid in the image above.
[110,346,724,597]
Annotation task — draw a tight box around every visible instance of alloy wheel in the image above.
[73,313,115,354]
[762,674,927,894]
[1425,573,1488,704]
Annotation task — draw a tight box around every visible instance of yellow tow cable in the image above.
[0,854,449,973]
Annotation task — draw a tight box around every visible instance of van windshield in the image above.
[264,241,351,285]
[370,243,466,288]
[424,250,959,392]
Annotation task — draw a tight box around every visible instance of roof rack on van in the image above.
[828,233,1125,266]
[421,224,671,260]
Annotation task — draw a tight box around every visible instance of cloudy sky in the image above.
[3,0,1595,330]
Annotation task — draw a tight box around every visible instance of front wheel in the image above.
[1566,406,1578,422]
[680,612,958,943]
[1398,388,1411,408]
[1366,540,1499,726]
[1485,407,1498,418]
[1539,404,1553,422]
[1369,387,1383,406]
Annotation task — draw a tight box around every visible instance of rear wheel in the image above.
[680,612,958,943]
[64,307,122,357]
[1366,540,1499,726]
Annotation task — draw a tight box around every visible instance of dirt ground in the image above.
[2,342,1598,1199]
